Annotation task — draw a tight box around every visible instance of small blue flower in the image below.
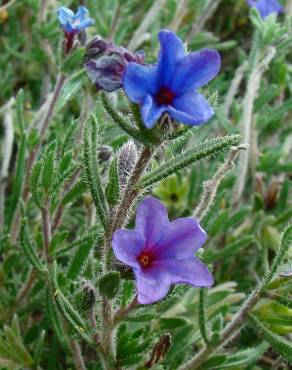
[57,6,94,34]
[123,29,220,129]
[247,0,283,18]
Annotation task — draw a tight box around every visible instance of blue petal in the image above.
[78,18,95,30]
[135,197,169,246]
[168,90,214,126]
[134,268,171,304]
[123,62,158,104]
[155,257,214,287]
[171,49,221,94]
[247,0,283,18]
[141,95,166,128]
[57,7,74,28]
[157,29,185,87]
[74,6,89,21]
[112,229,146,268]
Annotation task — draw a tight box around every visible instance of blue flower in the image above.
[123,30,220,129]
[57,6,94,34]
[247,0,283,18]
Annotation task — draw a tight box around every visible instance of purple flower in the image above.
[123,29,221,129]
[112,197,213,304]
[57,6,94,34]
[85,40,145,92]
[247,0,283,18]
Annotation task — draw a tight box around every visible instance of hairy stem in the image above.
[71,340,86,370]
[232,47,276,205]
[194,145,246,221]
[113,295,138,326]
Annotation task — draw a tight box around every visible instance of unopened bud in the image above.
[81,280,96,310]
[145,334,171,368]
[97,145,112,162]
[117,141,138,188]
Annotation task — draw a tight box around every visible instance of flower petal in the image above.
[156,257,214,287]
[168,91,214,126]
[135,197,169,246]
[171,49,221,93]
[75,6,89,20]
[57,7,74,23]
[134,268,171,304]
[157,29,185,87]
[141,95,166,128]
[112,229,145,268]
[153,218,207,259]
[123,63,158,104]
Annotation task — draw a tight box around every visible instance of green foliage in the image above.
[1,1,291,369]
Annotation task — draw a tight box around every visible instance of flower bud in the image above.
[117,141,138,188]
[97,145,112,162]
[81,280,96,310]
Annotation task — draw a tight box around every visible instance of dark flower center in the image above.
[138,251,153,267]
[155,87,175,105]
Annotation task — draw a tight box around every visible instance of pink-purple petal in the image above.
[157,29,186,87]
[135,197,169,245]
[134,268,171,304]
[155,257,214,287]
[152,218,207,259]
[171,49,221,93]
[168,91,214,126]
[112,229,145,268]
[123,63,158,104]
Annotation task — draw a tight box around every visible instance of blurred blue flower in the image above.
[247,0,283,18]
[123,29,220,129]
[57,6,94,34]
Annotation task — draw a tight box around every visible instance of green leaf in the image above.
[50,262,92,344]
[34,329,45,367]
[249,314,292,363]
[99,271,120,299]
[61,48,85,74]
[105,157,120,206]
[139,135,241,189]
[4,325,33,366]
[30,161,43,208]
[159,317,189,329]
[204,341,269,369]
[46,290,70,352]
[199,288,209,344]
[41,142,56,191]
[67,237,94,280]
[60,180,87,206]
[101,92,144,143]
[83,114,108,228]
[16,89,25,133]
[6,134,26,230]
[19,215,45,274]
[204,236,255,263]
[56,70,86,112]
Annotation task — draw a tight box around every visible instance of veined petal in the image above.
[134,268,171,304]
[153,218,207,259]
[156,257,214,287]
[141,95,166,128]
[135,197,169,246]
[168,91,214,126]
[157,29,185,87]
[112,229,145,268]
[123,63,158,104]
[171,49,221,93]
